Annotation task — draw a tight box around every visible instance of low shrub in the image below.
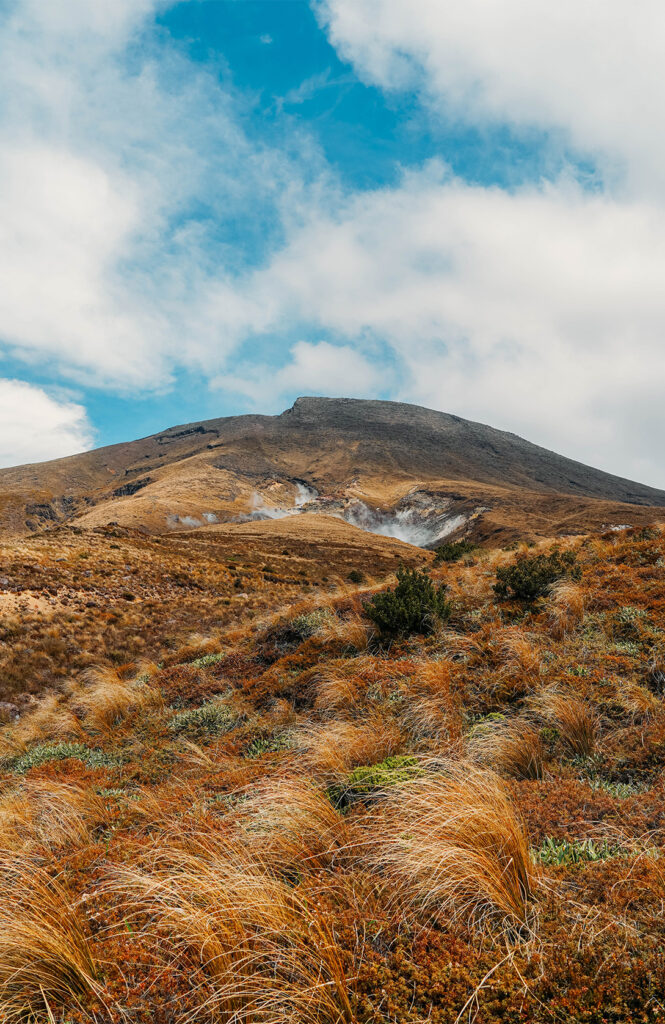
[493,548,580,601]
[4,742,118,775]
[534,837,624,866]
[290,609,331,639]
[433,540,476,565]
[365,567,452,638]
[347,569,364,584]
[167,697,236,739]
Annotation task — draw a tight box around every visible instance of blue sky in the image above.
[1,1,665,486]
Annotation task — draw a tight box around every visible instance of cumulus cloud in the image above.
[0,380,93,468]
[3,0,665,487]
[214,340,392,407]
[315,0,665,194]
[0,0,324,387]
[204,166,665,484]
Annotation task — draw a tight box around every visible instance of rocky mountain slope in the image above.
[1,397,663,545]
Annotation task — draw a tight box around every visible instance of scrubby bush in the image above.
[290,609,331,639]
[5,742,117,774]
[347,569,364,584]
[433,540,476,565]
[365,567,452,639]
[493,548,580,601]
[167,697,236,739]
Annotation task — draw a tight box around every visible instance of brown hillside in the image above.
[0,397,663,544]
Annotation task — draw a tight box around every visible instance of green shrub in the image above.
[5,741,118,774]
[290,609,331,639]
[493,548,580,601]
[433,540,476,565]
[365,566,452,638]
[167,697,236,739]
[347,569,364,584]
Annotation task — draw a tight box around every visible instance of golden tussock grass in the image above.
[73,666,163,734]
[0,855,99,1021]
[0,779,108,854]
[162,633,223,668]
[0,693,83,759]
[363,762,537,936]
[614,680,661,722]
[468,719,545,780]
[548,581,587,638]
[295,715,403,783]
[112,842,354,1024]
[312,656,378,717]
[529,687,599,758]
[400,662,463,746]
[492,627,542,676]
[230,777,351,874]
[315,610,372,653]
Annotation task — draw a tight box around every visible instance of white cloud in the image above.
[0,380,93,468]
[3,0,665,488]
[315,0,665,194]
[205,167,665,484]
[214,340,391,407]
[0,0,324,388]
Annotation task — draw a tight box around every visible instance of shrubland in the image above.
[0,524,665,1020]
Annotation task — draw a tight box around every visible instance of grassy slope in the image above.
[1,525,665,1020]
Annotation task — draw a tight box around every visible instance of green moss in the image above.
[189,651,225,668]
[328,755,420,806]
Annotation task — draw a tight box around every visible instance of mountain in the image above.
[0,396,663,545]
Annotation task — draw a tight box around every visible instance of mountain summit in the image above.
[0,397,663,544]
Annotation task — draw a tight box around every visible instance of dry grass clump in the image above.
[469,719,545,780]
[73,666,162,734]
[614,680,661,722]
[313,664,367,718]
[295,716,403,783]
[162,632,223,667]
[114,843,353,1024]
[399,663,463,746]
[0,779,108,854]
[230,777,350,874]
[1,693,82,757]
[492,627,542,676]
[530,688,599,758]
[548,581,587,638]
[0,856,99,1020]
[315,609,371,652]
[365,763,536,935]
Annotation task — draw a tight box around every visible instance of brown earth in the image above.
[1,397,663,544]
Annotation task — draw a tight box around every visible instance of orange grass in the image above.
[112,842,354,1024]
[530,687,599,758]
[364,762,537,935]
[0,856,99,1020]
[469,719,545,780]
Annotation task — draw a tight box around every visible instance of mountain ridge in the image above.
[0,396,663,542]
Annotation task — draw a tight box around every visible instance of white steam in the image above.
[342,500,466,547]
